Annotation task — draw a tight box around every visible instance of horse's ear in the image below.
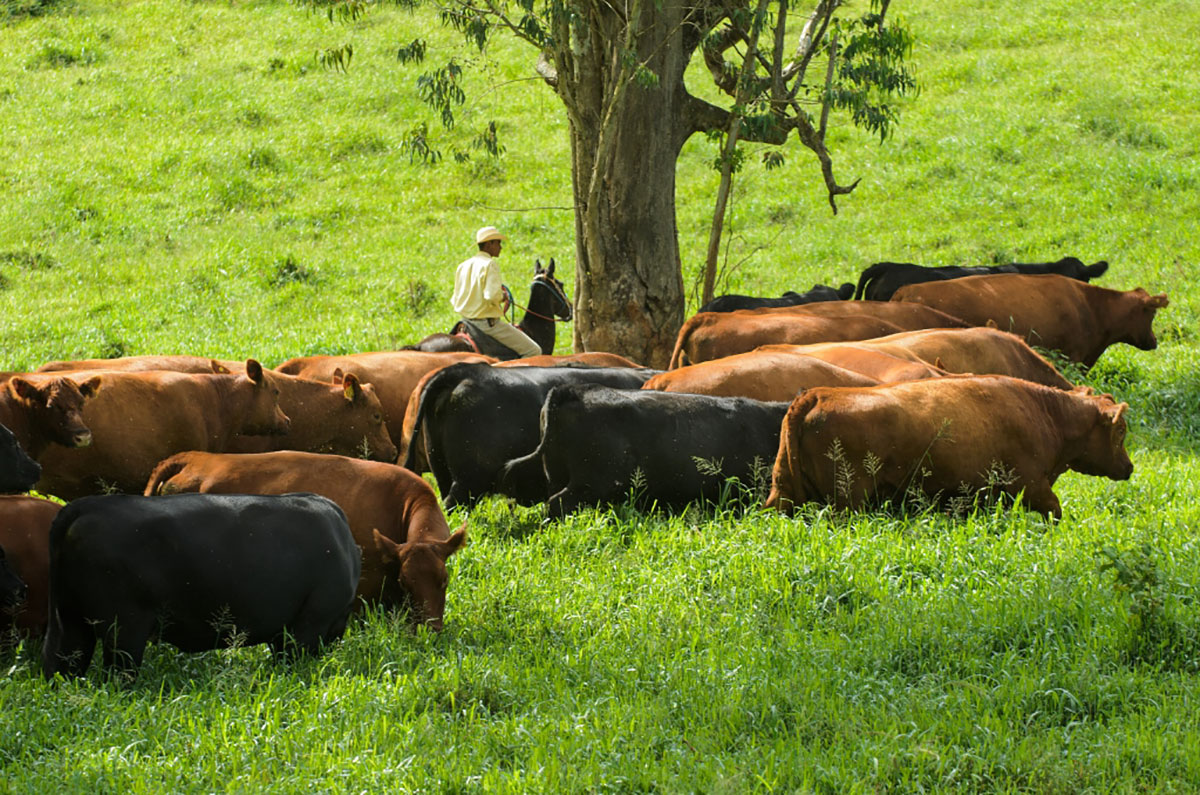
[534,258,544,275]
[547,258,556,277]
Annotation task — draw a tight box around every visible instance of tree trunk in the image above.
[565,9,693,369]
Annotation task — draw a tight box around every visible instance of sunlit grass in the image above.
[1,0,1198,789]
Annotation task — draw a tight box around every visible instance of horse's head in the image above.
[532,258,573,321]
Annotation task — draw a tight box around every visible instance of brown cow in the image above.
[892,273,1169,367]
[765,375,1132,518]
[669,303,967,368]
[31,360,290,500]
[0,495,61,635]
[643,348,907,401]
[224,371,397,461]
[144,451,466,631]
[0,375,101,459]
[37,355,245,374]
[275,351,494,450]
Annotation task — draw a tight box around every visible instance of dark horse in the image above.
[409,259,573,360]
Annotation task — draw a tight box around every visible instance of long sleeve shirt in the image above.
[451,253,505,319]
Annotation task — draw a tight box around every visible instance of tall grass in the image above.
[1,0,1198,789]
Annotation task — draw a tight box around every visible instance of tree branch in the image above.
[782,0,839,88]
[791,107,859,214]
[684,93,786,144]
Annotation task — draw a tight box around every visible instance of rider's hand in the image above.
[500,285,512,311]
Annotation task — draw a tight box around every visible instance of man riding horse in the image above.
[451,226,541,359]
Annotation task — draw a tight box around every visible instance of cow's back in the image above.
[869,327,1075,388]
[643,348,881,401]
[37,355,243,374]
[670,311,910,369]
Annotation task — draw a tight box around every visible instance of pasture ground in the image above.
[1,0,1198,789]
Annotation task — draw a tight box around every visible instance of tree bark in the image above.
[564,7,694,369]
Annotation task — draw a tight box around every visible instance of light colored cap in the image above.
[475,226,506,244]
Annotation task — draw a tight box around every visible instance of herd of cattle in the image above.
[0,257,1170,678]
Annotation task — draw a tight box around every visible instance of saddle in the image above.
[450,320,520,360]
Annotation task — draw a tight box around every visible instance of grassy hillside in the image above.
[1,0,1198,790]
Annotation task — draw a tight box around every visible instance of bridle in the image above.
[508,275,574,323]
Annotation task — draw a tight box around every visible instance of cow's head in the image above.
[330,369,398,462]
[238,359,291,436]
[0,422,41,493]
[0,546,28,611]
[1072,395,1133,481]
[372,525,467,631]
[7,375,100,453]
[1118,289,1170,351]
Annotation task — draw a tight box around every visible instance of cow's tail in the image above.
[497,386,572,505]
[144,456,189,496]
[1084,260,1109,280]
[496,451,546,506]
[763,393,818,515]
[854,262,888,300]
[668,317,696,370]
[401,363,470,471]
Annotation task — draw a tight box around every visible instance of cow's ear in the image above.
[1148,293,1169,309]
[1107,402,1129,424]
[342,373,363,402]
[331,367,345,386]
[372,529,404,562]
[210,360,231,374]
[438,525,468,560]
[77,375,102,399]
[245,359,265,384]
[985,319,999,329]
[8,377,39,402]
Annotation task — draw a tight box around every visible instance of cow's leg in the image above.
[42,610,96,679]
[443,482,482,511]
[1022,482,1062,519]
[546,487,580,520]
[764,484,794,516]
[288,595,351,657]
[101,615,153,679]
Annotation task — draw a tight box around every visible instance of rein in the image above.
[508,277,573,324]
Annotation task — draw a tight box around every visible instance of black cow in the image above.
[1,422,41,494]
[405,362,660,508]
[0,546,27,613]
[855,257,1109,301]
[501,384,788,518]
[42,492,360,679]
[698,282,855,313]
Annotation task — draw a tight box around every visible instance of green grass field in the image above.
[2,0,1199,790]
